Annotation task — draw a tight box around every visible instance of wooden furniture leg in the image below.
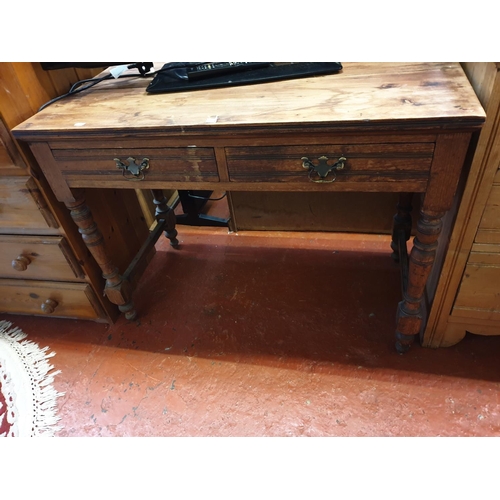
[151,189,179,247]
[391,192,414,262]
[65,190,137,320]
[395,210,444,353]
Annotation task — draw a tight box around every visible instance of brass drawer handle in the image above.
[114,157,150,181]
[12,255,31,271]
[41,298,58,314]
[301,155,346,183]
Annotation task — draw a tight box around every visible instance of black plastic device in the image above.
[146,62,343,94]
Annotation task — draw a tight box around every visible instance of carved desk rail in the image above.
[12,62,485,352]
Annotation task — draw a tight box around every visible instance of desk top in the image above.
[13,62,485,140]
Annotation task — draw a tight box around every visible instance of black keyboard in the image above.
[186,62,272,80]
[146,62,343,94]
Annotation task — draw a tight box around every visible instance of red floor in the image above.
[3,219,500,436]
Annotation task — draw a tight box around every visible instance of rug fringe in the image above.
[0,320,65,437]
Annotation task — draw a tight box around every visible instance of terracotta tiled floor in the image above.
[2,206,500,437]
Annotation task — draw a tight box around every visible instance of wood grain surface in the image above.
[13,63,485,138]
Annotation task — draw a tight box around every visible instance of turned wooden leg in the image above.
[151,189,179,248]
[395,210,444,353]
[65,190,137,320]
[391,192,414,262]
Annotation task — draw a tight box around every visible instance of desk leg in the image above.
[65,191,137,320]
[390,192,413,262]
[395,210,443,353]
[151,189,179,247]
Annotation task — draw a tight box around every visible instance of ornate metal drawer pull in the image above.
[301,155,347,183]
[114,157,150,181]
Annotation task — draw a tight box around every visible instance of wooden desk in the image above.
[12,63,485,352]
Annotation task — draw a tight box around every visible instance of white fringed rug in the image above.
[0,320,64,437]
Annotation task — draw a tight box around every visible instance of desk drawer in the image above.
[226,143,434,184]
[0,279,101,320]
[0,235,84,281]
[51,147,219,184]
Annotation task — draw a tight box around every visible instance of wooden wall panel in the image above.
[0,63,104,130]
[230,191,419,234]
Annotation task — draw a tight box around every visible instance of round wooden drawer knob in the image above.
[41,299,58,314]
[12,255,31,271]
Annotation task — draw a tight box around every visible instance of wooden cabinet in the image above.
[422,63,500,347]
[0,63,151,322]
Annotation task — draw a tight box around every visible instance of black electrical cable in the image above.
[38,74,113,111]
[38,63,155,112]
[188,192,227,202]
[37,63,246,111]
[37,63,249,112]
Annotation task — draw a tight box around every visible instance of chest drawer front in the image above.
[468,243,500,265]
[478,184,500,231]
[226,143,434,184]
[0,279,101,320]
[475,184,500,244]
[0,177,59,234]
[1,117,27,175]
[0,235,84,281]
[452,262,500,319]
[493,166,500,184]
[51,147,219,184]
